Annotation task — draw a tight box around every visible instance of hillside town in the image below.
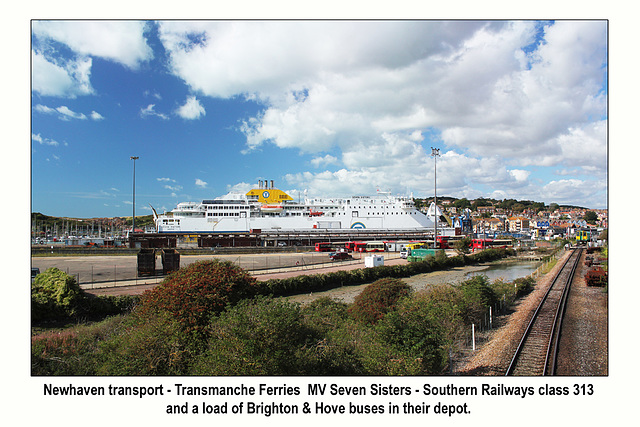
[418,198,607,242]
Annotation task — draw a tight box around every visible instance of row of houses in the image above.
[436,202,607,226]
[424,204,607,241]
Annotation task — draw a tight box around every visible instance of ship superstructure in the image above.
[153,180,436,233]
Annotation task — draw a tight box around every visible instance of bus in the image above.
[472,238,511,251]
[351,241,385,252]
[435,236,450,249]
[365,241,385,252]
[353,242,367,252]
[315,242,333,252]
[344,241,357,252]
[406,242,427,250]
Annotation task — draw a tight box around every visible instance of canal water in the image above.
[466,261,540,282]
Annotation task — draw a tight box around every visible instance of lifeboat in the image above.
[308,209,324,217]
[260,204,284,213]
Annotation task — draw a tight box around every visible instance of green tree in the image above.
[348,277,412,324]
[453,198,471,210]
[583,210,598,224]
[454,236,472,255]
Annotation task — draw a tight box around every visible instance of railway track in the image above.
[506,248,583,376]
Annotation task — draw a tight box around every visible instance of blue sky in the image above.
[31,20,608,218]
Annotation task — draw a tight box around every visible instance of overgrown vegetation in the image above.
[348,278,411,324]
[32,249,536,376]
[32,267,137,323]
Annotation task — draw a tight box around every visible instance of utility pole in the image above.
[431,147,440,249]
[130,156,139,235]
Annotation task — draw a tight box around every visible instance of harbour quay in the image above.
[126,228,454,250]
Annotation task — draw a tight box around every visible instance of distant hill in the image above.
[31,213,155,234]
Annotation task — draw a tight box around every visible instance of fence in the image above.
[451,247,565,373]
[37,252,401,289]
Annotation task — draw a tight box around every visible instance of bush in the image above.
[410,286,466,348]
[32,268,83,321]
[302,297,350,337]
[137,260,259,336]
[96,313,189,375]
[192,296,312,375]
[348,277,411,324]
[513,276,535,298]
[32,268,138,322]
[376,296,448,374]
[320,319,423,375]
[456,275,498,325]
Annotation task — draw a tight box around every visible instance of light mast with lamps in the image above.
[130,156,139,235]
[431,147,440,249]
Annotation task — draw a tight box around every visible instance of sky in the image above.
[30,20,608,218]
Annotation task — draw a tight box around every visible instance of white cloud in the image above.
[144,90,162,100]
[310,154,339,168]
[164,184,183,192]
[32,133,59,146]
[176,96,206,120]
[90,111,104,120]
[31,50,93,98]
[195,179,208,188]
[32,21,153,69]
[32,21,153,98]
[140,104,169,120]
[156,20,607,207]
[35,103,104,121]
[56,105,87,120]
[542,179,606,207]
[157,177,176,182]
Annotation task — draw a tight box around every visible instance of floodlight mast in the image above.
[130,156,139,235]
[431,148,440,249]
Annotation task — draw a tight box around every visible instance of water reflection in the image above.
[466,261,540,282]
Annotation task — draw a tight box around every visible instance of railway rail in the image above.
[506,248,583,376]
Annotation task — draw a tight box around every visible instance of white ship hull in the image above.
[154,182,438,234]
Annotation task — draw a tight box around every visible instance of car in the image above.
[400,249,411,259]
[330,251,353,261]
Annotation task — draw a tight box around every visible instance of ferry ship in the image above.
[153,180,440,234]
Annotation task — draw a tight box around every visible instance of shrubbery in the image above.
[137,260,259,337]
[32,247,526,376]
[32,267,83,320]
[192,296,312,375]
[95,313,190,375]
[31,267,137,322]
[348,278,411,324]
[456,275,498,325]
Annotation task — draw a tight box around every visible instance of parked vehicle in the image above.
[330,250,353,261]
[315,242,333,252]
